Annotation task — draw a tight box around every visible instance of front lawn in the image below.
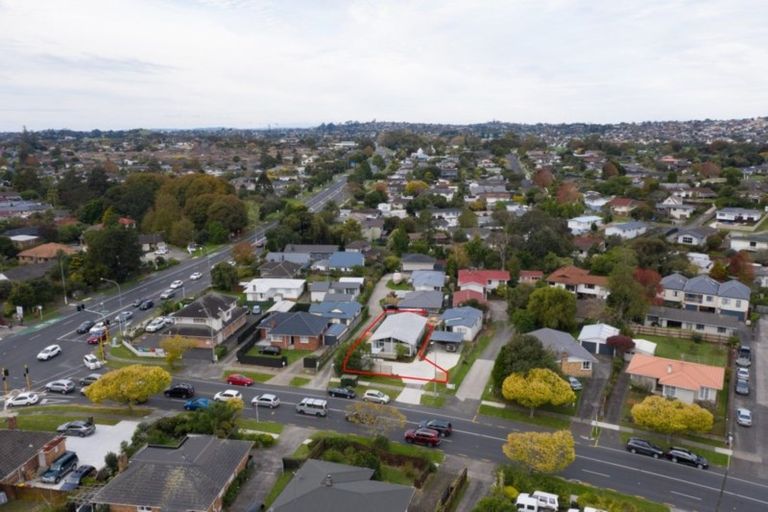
[237,418,284,434]
[223,370,274,383]
[290,376,311,387]
[12,404,152,431]
[245,347,314,366]
[479,404,571,430]
[641,335,728,367]
[386,279,412,291]
[420,393,446,408]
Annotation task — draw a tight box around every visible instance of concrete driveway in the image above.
[366,273,392,318]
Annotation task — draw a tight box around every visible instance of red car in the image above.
[226,374,254,386]
[404,428,442,447]
[86,332,107,345]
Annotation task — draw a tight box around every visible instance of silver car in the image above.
[45,379,76,394]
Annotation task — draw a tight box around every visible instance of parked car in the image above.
[328,387,356,399]
[115,311,134,323]
[57,420,96,437]
[160,289,176,300]
[736,345,752,367]
[362,389,390,404]
[404,428,441,447]
[418,419,453,437]
[295,397,328,417]
[736,379,750,396]
[184,397,211,411]
[252,304,262,315]
[60,464,96,491]
[259,345,281,356]
[86,332,107,345]
[567,376,583,391]
[736,367,749,381]
[226,373,255,386]
[79,373,102,386]
[666,447,709,469]
[76,320,95,334]
[214,389,243,402]
[6,391,40,407]
[736,408,753,427]
[164,383,195,399]
[170,280,184,289]
[190,272,203,280]
[625,437,664,458]
[145,317,167,333]
[40,451,78,484]
[83,354,104,370]
[252,393,280,408]
[138,299,154,310]
[154,247,169,255]
[45,379,76,394]
[37,344,62,361]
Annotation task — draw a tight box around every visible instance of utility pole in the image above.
[24,365,30,391]
[1,368,8,396]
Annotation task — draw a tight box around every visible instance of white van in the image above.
[532,491,559,511]
[296,398,328,417]
[516,493,539,512]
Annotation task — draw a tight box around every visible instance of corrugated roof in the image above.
[370,312,428,346]
[626,353,724,392]
[529,328,598,362]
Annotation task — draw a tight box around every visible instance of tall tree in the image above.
[82,226,142,283]
[84,365,171,409]
[607,263,648,324]
[502,430,575,473]
[211,262,238,291]
[526,287,576,331]
[501,368,576,417]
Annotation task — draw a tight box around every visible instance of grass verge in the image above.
[479,404,571,430]
[290,376,311,387]
[224,370,274,383]
[618,433,729,467]
[264,471,294,507]
[238,418,284,434]
[420,394,446,408]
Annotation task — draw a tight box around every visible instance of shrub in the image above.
[104,452,118,475]
[503,486,519,500]
[321,448,346,463]
[215,345,229,359]
[372,434,390,451]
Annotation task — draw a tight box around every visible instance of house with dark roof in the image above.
[410,270,446,291]
[730,232,768,252]
[605,221,648,240]
[166,293,246,349]
[528,328,598,377]
[398,290,444,314]
[309,301,362,325]
[327,251,365,272]
[401,253,436,272]
[673,226,716,246]
[716,207,762,224]
[0,431,66,499]
[269,459,413,512]
[259,260,303,279]
[0,260,55,283]
[645,305,743,338]
[659,273,750,321]
[266,252,311,268]
[138,233,164,252]
[284,244,339,262]
[93,435,252,512]
[259,311,330,351]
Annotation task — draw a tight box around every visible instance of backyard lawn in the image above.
[642,335,728,366]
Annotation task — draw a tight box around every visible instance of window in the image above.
[698,388,711,400]
[682,236,693,244]
[664,386,676,398]
[300,336,310,344]
[137,507,153,512]
[695,324,705,330]
[705,295,713,302]
[721,298,730,305]
[750,241,757,247]
[717,327,726,334]
[581,361,591,370]
[736,300,742,307]
[673,291,678,297]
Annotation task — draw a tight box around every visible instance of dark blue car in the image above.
[184,397,211,411]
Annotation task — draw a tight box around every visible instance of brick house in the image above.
[528,328,598,377]
[259,311,329,351]
[17,242,78,265]
[0,431,66,500]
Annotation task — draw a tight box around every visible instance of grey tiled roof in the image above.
[684,275,722,295]
[528,328,598,363]
[647,306,743,328]
[0,430,56,479]
[718,280,751,300]
[176,293,239,320]
[264,311,329,337]
[661,273,688,291]
[398,290,444,310]
[441,307,482,328]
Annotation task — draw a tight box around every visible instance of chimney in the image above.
[667,364,673,374]
[323,474,333,487]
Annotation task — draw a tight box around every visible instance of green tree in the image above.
[211,262,238,291]
[472,495,516,512]
[160,335,197,369]
[491,334,559,390]
[526,287,576,331]
[82,226,142,283]
[502,430,575,473]
[206,221,229,244]
[502,368,576,417]
[607,263,648,324]
[84,365,171,409]
[169,217,196,247]
[208,195,248,233]
[458,208,478,228]
[390,227,409,256]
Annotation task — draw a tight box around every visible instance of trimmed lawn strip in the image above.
[641,335,728,367]
[289,376,310,387]
[237,418,284,434]
[12,404,151,432]
[420,394,446,408]
[479,404,571,430]
[224,370,274,383]
[245,347,314,366]
[361,375,407,389]
[264,471,294,507]
[14,414,119,432]
[310,431,444,464]
[618,433,729,467]
[380,464,414,485]
[386,279,412,291]
[107,345,173,370]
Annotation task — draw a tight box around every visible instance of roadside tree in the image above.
[211,261,238,291]
[84,365,171,409]
[502,430,575,473]
[501,368,575,417]
[345,402,406,438]
[160,335,197,369]
[631,396,714,439]
[526,287,576,331]
[491,335,559,390]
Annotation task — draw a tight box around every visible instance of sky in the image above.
[0,0,766,130]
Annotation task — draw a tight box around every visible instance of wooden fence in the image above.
[631,324,731,344]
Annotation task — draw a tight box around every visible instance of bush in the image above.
[236,432,276,448]
[692,333,703,344]
[321,448,346,463]
[372,434,390,451]
[215,345,229,359]
[104,452,118,475]
[223,464,252,507]
[503,486,519,500]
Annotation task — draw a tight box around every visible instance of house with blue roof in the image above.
[410,270,446,292]
[440,306,483,341]
[327,251,365,272]
[660,273,751,321]
[309,301,362,326]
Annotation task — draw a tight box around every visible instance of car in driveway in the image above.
[404,428,441,447]
[226,373,255,386]
[83,354,104,370]
[184,397,211,411]
[76,320,95,334]
[736,379,750,396]
[736,367,749,381]
[170,279,184,289]
[666,447,709,469]
[57,420,96,437]
[138,299,154,310]
[160,289,176,300]
[214,389,243,402]
[164,383,195,399]
[736,408,753,427]
[45,379,76,394]
[190,271,203,280]
[60,464,96,491]
[362,389,390,404]
[37,344,62,361]
[252,393,280,408]
[154,247,169,256]
[145,317,167,333]
[6,392,40,407]
[418,419,453,436]
[626,437,664,458]
[259,345,281,356]
[328,387,356,399]
[567,376,583,391]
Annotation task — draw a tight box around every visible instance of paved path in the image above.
[455,324,512,402]
[367,272,393,318]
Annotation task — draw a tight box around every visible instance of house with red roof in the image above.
[606,197,641,215]
[547,266,609,300]
[452,289,487,307]
[518,270,543,285]
[626,353,724,404]
[458,269,510,296]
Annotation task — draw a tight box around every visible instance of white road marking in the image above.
[582,469,610,478]
[671,491,702,501]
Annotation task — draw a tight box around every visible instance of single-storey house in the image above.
[401,253,436,272]
[284,244,339,262]
[606,197,641,215]
[567,215,603,235]
[369,312,428,358]
[730,232,768,252]
[673,227,716,247]
[242,278,306,302]
[519,270,543,284]
[451,289,487,307]
[328,251,365,272]
[644,305,742,338]
[429,330,464,352]
[259,260,303,278]
[398,290,444,314]
[440,306,483,341]
[457,269,510,296]
[266,252,311,268]
[528,328,598,377]
[625,353,725,404]
[0,431,66,500]
[309,301,362,326]
[309,281,332,303]
[577,323,620,356]
[605,221,648,240]
[716,207,762,224]
[17,242,77,265]
[410,270,446,292]
[138,233,164,252]
[259,311,330,351]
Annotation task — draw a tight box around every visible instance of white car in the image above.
[37,344,62,361]
[83,354,104,370]
[154,247,169,255]
[252,393,280,408]
[89,322,106,334]
[7,392,40,407]
[737,408,753,427]
[160,289,176,300]
[115,311,134,323]
[736,367,750,381]
[362,389,390,404]
[170,280,184,289]
[145,317,167,333]
[214,389,243,402]
[568,376,583,391]
[190,272,203,281]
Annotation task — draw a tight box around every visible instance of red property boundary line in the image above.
[341,308,449,384]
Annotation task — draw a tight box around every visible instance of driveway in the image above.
[366,273,392,318]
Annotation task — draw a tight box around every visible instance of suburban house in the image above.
[369,312,428,358]
[429,330,465,352]
[674,227,716,247]
[327,251,365,272]
[572,236,604,259]
[398,290,444,314]
[259,311,330,351]
[605,221,648,240]
[518,270,543,285]
[309,280,362,303]
[410,270,446,291]
[360,218,385,241]
[17,242,77,264]
[644,306,742,338]
[452,289,487,307]
[284,244,339,262]
[430,208,461,228]
[659,273,751,321]
[687,252,714,273]
[657,196,695,220]
[401,253,436,272]
[584,191,612,211]
[0,431,66,500]
[269,458,414,512]
[528,328,598,377]
[547,266,609,300]
[567,215,603,235]
[260,260,303,278]
[166,293,247,348]
[730,232,768,252]
[715,207,762,224]
[266,252,311,268]
[93,435,252,512]
[457,269,510,296]
[242,278,306,302]
[577,323,620,355]
[625,353,725,404]
[138,233,164,252]
[0,261,55,283]
[309,301,362,326]
[440,306,483,341]
[606,197,641,215]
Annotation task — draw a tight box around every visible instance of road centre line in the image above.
[670,491,702,501]
[581,469,610,478]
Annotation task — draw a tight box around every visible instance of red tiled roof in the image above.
[626,353,724,392]
[547,265,608,287]
[458,269,510,286]
[519,270,543,279]
[452,290,487,307]
[607,197,639,208]
[573,236,603,251]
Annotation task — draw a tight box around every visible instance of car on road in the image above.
[362,389,390,404]
[666,447,709,469]
[115,311,134,323]
[86,331,107,344]
[252,393,280,408]
[37,344,62,361]
[6,392,40,407]
[226,373,255,386]
[736,379,750,396]
[568,376,583,391]
[626,437,664,458]
[76,320,95,334]
[404,428,441,447]
[160,289,176,300]
[57,420,96,437]
[164,383,195,399]
[190,272,203,280]
[138,299,154,310]
[736,367,749,381]
[328,386,356,399]
[736,408,753,427]
[184,397,211,411]
[131,297,146,307]
[79,373,102,387]
[170,280,184,289]
[145,317,167,333]
[83,354,104,370]
[418,419,453,436]
[45,379,76,394]
[736,345,752,367]
[60,464,96,491]
[214,389,243,402]
[89,322,106,334]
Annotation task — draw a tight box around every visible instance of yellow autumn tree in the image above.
[631,395,713,439]
[84,365,171,409]
[160,335,197,368]
[502,368,576,417]
[503,430,575,473]
[404,180,429,196]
